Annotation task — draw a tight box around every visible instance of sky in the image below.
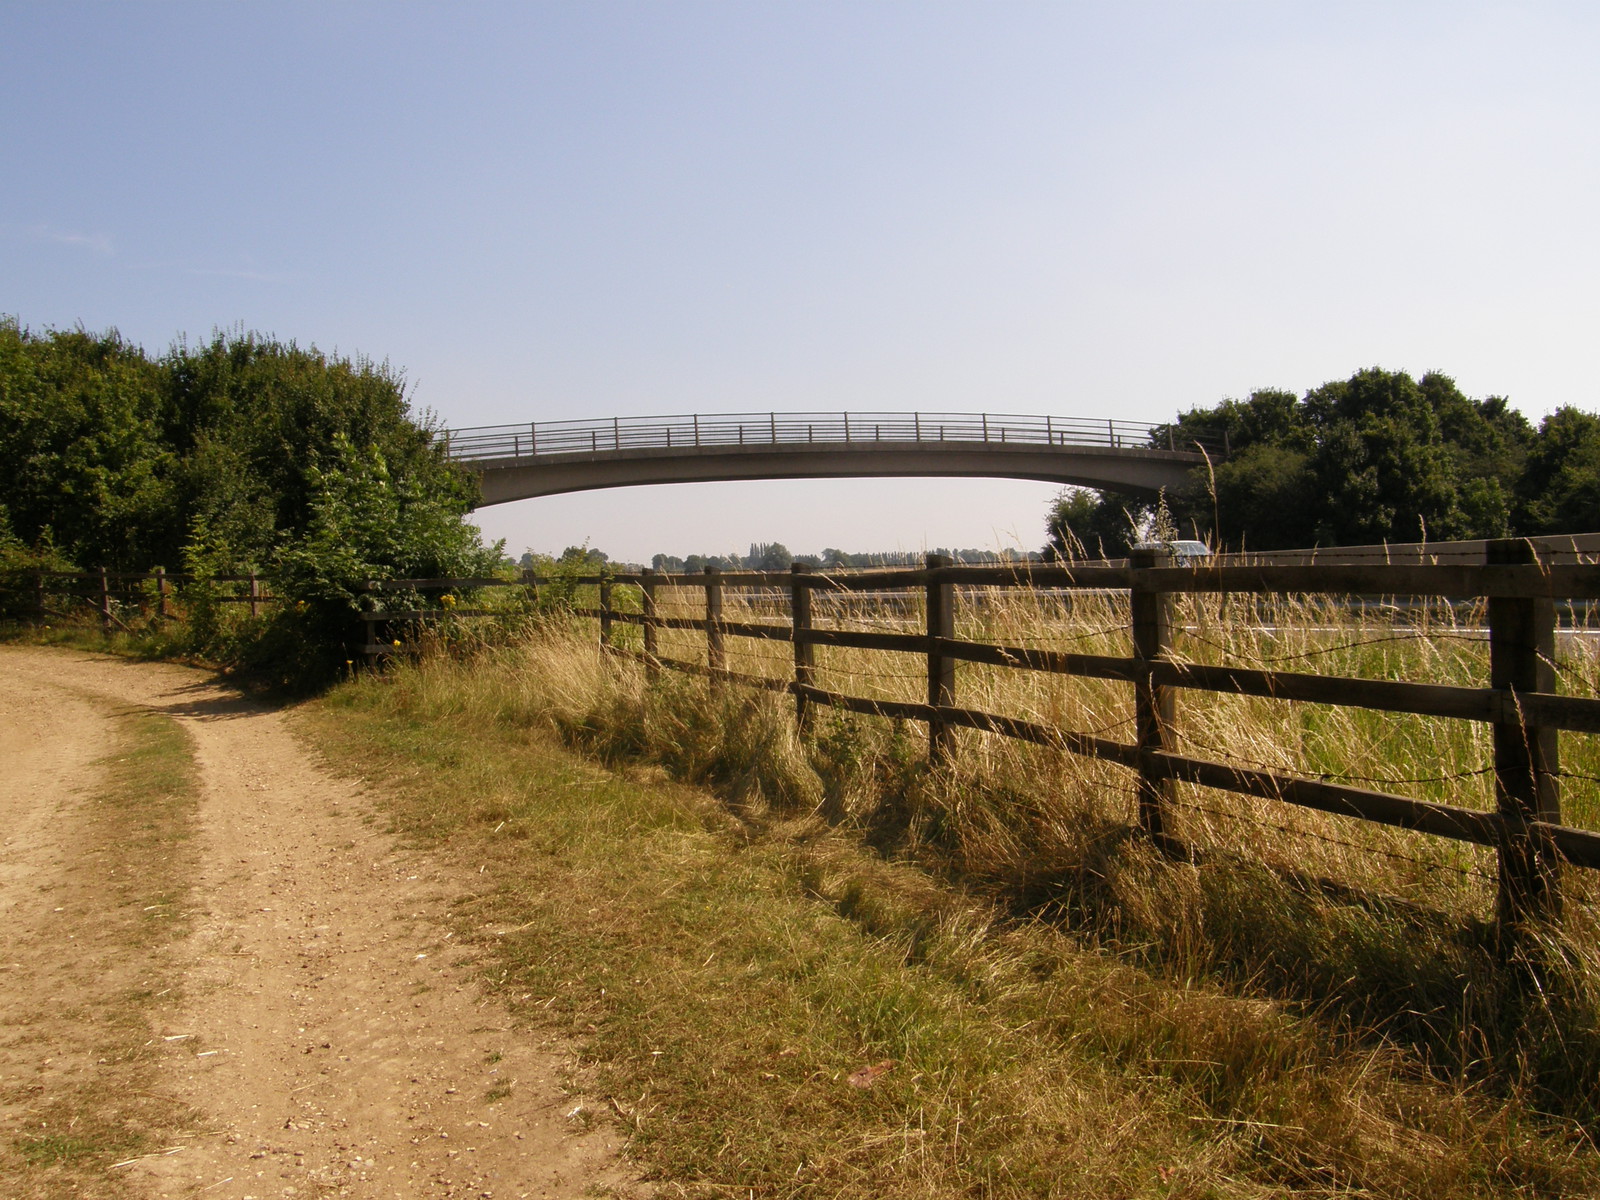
[4,1,1598,564]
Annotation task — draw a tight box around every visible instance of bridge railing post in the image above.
[791,562,815,732]
[97,566,112,635]
[926,553,956,767]
[704,565,725,691]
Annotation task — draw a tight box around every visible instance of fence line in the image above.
[20,547,1600,946]
[536,542,1600,947]
[18,567,274,631]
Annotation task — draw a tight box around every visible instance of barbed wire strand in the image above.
[1180,626,1482,668]
[1173,795,1495,883]
[1170,727,1495,789]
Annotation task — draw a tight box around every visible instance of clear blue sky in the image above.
[5,1,1598,563]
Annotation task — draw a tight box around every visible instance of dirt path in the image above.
[0,646,630,1200]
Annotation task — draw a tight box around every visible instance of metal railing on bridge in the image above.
[440,411,1213,463]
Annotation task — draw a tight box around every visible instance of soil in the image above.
[0,645,632,1200]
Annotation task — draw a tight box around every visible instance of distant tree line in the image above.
[515,543,1043,576]
[1048,367,1600,558]
[645,544,1041,573]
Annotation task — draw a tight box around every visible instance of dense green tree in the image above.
[164,331,475,572]
[1205,443,1317,552]
[1045,488,1139,559]
[0,321,175,568]
[1295,369,1520,544]
[1083,368,1541,554]
[1516,407,1600,535]
[0,318,497,685]
[0,321,481,574]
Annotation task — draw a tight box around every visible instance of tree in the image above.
[165,330,474,572]
[1145,368,1535,551]
[0,320,174,568]
[1515,407,1600,535]
[1045,488,1135,560]
[1204,443,1316,551]
[0,318,497,687]
[745,542,793,571]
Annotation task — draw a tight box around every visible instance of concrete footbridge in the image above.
[441,411,1213,507]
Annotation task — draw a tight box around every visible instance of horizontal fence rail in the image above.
[14,567,276,630]
[439,410,1219,463]
[350,539,1600,946]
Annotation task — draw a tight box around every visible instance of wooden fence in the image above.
[18,568,273,631]
[364,539,1600,942]
[21,545,1600,943]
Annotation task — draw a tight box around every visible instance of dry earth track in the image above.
[0,646,631,1200]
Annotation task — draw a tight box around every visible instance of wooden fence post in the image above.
[363,583,381,670]
[598,576,613,647]
[1488,537,1562,939]
[154,566,169,622]
[521,567,539,609]
[926,553,956,767]
[1130,546,1180,856]
[791,562,815,732]
[97,566,112,635]
[641,567,659,682]
[704,565,725,689]
[35,569,46,620]
[248,569,261,619]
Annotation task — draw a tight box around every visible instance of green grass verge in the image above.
[297,669,1600,1199]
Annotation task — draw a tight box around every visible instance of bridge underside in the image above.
[466,441,1203,507]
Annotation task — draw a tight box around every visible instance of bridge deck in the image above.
[442,411,1214,506]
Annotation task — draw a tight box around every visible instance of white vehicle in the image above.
[1132,539,1212,566]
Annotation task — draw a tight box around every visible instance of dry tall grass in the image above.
[408,581,1600,1131]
